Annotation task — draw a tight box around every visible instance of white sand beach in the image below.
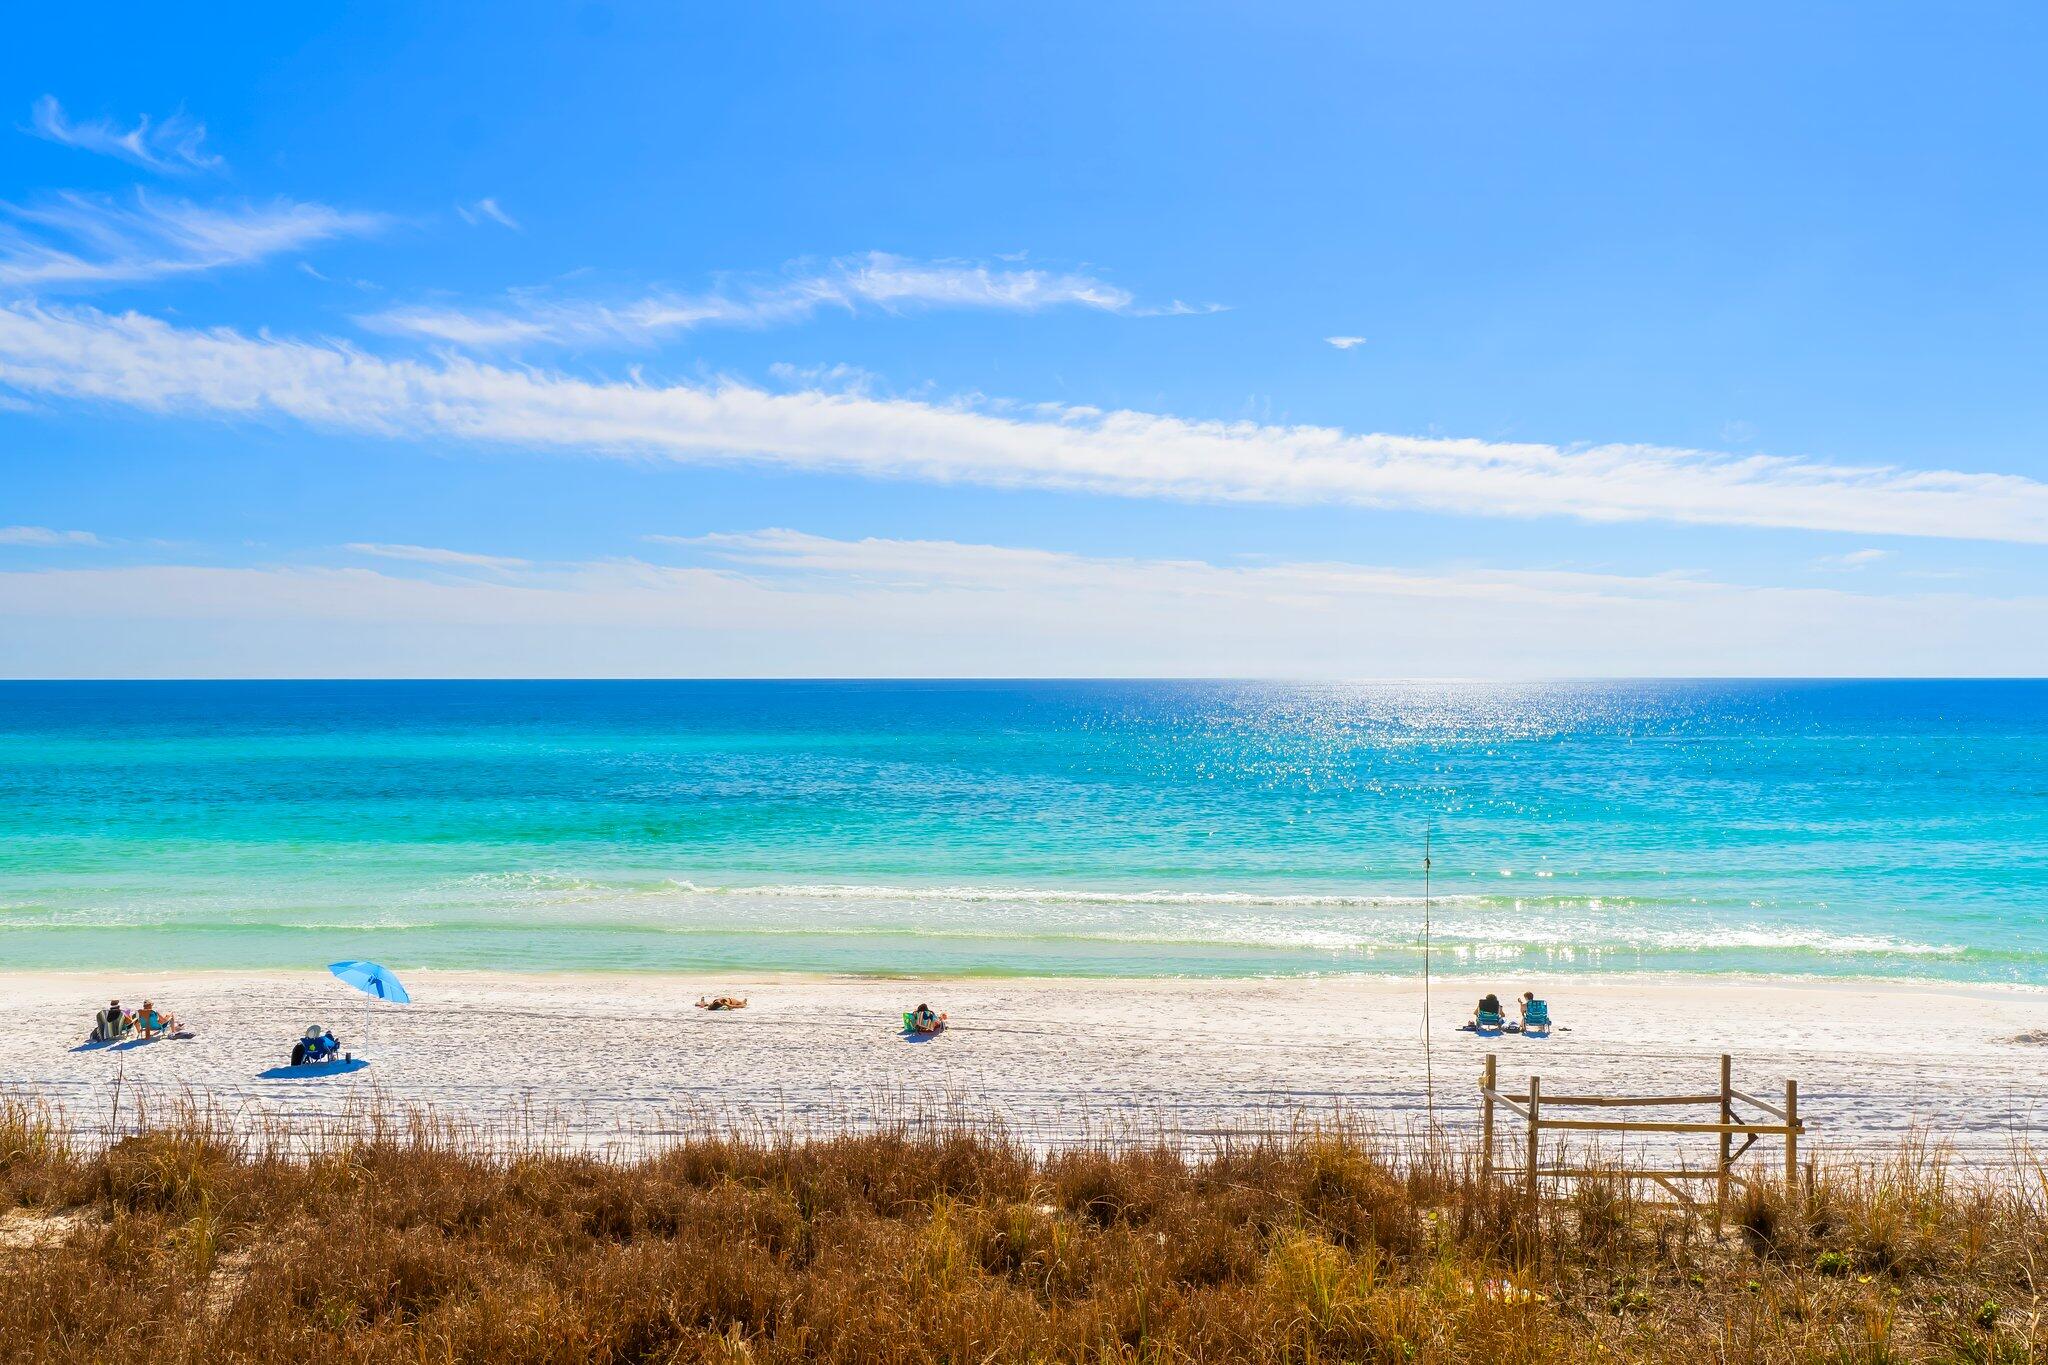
[7,971,2047,1169]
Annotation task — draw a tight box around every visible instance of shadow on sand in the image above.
[258,1058,370,1080]
[70,1033,194,1053]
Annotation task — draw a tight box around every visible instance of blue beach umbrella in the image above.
[328,960,410,1058]
[328,960,411,1004]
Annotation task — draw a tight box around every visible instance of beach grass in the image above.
[1,1098,2041,1362]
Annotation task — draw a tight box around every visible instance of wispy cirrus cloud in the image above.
[1814,548,1890,571]
[1325,335,1367,350]
[345,542,530,570]
[26,96,223,175]
[658,528,1726,610]
[456,198,520,230]
[4,303,2048,545]
[3,530,2044,677]
[0,191,386,289]
[0,525,101,547]
[358,252,1201,348]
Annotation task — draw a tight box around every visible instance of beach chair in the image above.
[292,1026,344,1066]
[1475,1009,1505,1033]
[1522,1000,1552,1034]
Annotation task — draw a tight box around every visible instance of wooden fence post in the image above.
[1784,1079,1799,1191]
[1525,1074,1541,1209]
[1717,1054,1732,1234]
[1481,1054,1497,1185]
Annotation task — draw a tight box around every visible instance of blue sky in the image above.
[3,1,2046,676]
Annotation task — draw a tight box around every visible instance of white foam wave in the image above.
[429,874,1974,958]
[662,879,1464,909]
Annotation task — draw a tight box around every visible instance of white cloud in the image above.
[0,192,386,288]
[355,306,554,347]
[2,531,2043,678]
[0,525,101,547]
[345,542,530,570]
[358,252,1159,348]
[26,96,223,174]
[1325,335,1367,349]
[1814,548,1889,570]
[4,303,2048,544]
[457,198,520,230]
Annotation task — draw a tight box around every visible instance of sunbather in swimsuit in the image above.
[133,1001,179,1038]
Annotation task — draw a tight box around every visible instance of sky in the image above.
[2,1,2046,677]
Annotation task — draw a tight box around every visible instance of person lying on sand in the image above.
[695,995,748,1011]
[132,1000,180,1039]
[907,1003,946,1033]
[90,999,132,1043]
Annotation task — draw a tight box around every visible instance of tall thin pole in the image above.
[1422,817,1434,1119]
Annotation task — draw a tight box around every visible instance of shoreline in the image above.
[16,962,2048,995]
[7,969,2048,1165]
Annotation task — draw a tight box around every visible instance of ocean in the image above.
[1,679,2042,981]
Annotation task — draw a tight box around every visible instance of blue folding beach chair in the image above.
[1522,1000,1552,1034]
[1475,1009,1505,1033]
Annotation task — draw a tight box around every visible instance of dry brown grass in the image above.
[2,1099,2043,1363]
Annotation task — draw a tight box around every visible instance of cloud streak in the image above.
[0,525,101,547]
[1814,548,1890,571]
[345,542,530,570]
[3,530,2043,677]
[0,192,386,288]
[456,198,520,230]
[26,96,223,174]
[3,303,2048,544]
[359,252,1170,348]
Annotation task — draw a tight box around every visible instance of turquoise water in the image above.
[1,680,2043,981]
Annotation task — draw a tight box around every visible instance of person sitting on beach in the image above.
[91,999,132,1043]
[695,995,748,1011]
[909,1003,943,1033]
[291,1025,342,1067]
[132,1000,179,1039]
[1519,992,1552,1032]
[1470,993,1504,1028]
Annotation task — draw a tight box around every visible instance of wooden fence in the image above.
[1480,1053,1804,1228]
